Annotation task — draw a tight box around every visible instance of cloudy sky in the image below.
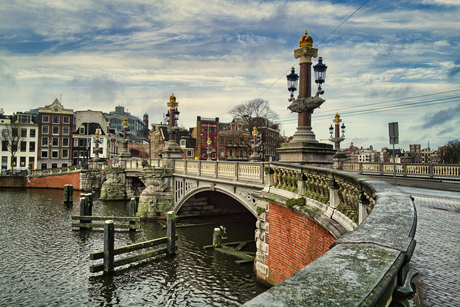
[1,0,459,151]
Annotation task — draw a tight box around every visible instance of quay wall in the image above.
[0,176,26,188]
[0,173,81,190]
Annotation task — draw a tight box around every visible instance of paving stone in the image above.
[399,187,460,307]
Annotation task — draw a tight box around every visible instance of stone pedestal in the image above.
[277,142,335,168]
[137,167,174,217]
[161,141,183,168]
[333,151,348,170]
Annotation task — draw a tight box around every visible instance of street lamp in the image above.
[329,113,345,150]
[287,67,299,98]
[313,57,327,90]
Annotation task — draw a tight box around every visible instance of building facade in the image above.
[37,99,73,169]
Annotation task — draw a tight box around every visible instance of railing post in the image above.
[103,220,115,273]
[297,172,304,196]
[184,160,188,175]
[236,162,239,181]
[403,164,407,177]
[198,160,202,176]
[379,163,383,176]
[215,161,218,178]
[357,189,370,224]
[166,211,176,255]
[358,163,362,174]
[429,164,434,178]
[328,179,340,208]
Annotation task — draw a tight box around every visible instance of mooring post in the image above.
[129,198,137,231]
[166,211,176,255]
[79,197,87,230]
[68,184,73,202]
[103,220,115,273]
[64,184,69,203]
[213,227,222,247]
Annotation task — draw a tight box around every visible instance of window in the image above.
[30,129,36,137]
[79,127,85,134]
[12,157,16,167]
[42,115,49,123]
[62,163,67,168]
[62,149,68,158]
[52,138,59,146]
[52,150,59,158]
[52,163,58,168]
[180,140,186,148]
[53,116,59,124]
[52,126,59,135]
[2,129,8,137]
[2,141,7,151]
[41,150,48,158]
[20,141,27,152]
[20,157,26,167]
[79,139,85,147]
[12,128,18,137]
[63,116,70,124]
[74,139,78,147]
[42,125,49,134]
[28,157,35,165]
[63,138,69,147]
[187,150,193,157]
[54,108,59,112]
[18,114,31,123]
[73,151,78,158]
[21,129,27,137]
[63,126,69,135]
[41,163,47,169]
[2,156,7,170]
[42,137,48,146]
[29,142,35,152]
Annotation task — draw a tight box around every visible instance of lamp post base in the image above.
[291,126,318,143]
[277,141,334,168]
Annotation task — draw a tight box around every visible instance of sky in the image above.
[1,0,459,151]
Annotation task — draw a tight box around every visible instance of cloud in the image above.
[365,85,413,98]
[448,58,460,78]
[421,104,460,129]
[0,59,17,87]
[87,76,124,103]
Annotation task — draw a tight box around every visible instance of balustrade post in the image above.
[198,160,201,176]
[379,163,383,176]
[327,179,340,208]
[358,163,362,174]
[403,164,407,177]
[236,162,239,181]
[297,172,305,196]
[429,164,434,179]
[184,160,188,174]
[357,189,370,224]
[215,161,218,178]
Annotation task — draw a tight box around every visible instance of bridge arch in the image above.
[174,185,258,217]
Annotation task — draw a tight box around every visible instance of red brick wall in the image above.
[25,173,81,190]
[265,201,336,285]
[0,176,26,188]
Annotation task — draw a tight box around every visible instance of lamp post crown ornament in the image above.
[299,30,313,47]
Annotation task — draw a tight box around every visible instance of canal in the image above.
[0,188,267,306]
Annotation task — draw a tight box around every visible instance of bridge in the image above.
[23,159,460,305]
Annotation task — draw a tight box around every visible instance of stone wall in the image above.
[0,176,26,188]
[178,191,250,216]
[25,173,81,190]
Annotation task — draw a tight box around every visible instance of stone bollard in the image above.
[129,198,137,231]
[166,211,176,255]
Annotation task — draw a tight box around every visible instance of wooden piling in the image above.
[166,211,176,255]
[104,220,115,273]
[213,227,222,247]
[129,198,137,232]
[79,197,92,230]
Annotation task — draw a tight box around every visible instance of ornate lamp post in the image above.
[249,127,262,161]
[286,30,327,143]
[206,138,212,160]
[162,94,183,161]
[120,117,131,158]
[329,113,346,150]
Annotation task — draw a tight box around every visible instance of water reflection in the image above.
[0,188,266,306]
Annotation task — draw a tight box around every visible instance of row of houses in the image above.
[0,99,148,173]
[343,143,445,164]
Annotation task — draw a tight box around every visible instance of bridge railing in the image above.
[29,164,82,176]
[245,162,417,306]
[174,160,265,184]
[343,162,460,179]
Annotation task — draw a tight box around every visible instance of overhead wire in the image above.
[256,0,371,100]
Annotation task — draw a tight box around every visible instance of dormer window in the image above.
[54,108,59,112]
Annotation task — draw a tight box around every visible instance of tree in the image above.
[1,123,26,173]
[444,139,460,164]
[227,98,281,159]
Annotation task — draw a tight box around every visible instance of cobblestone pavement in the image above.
[399,187,460,307]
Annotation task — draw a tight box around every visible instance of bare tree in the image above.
[1,123,26,173]
[227,98,281,159]
[444,139,460,164]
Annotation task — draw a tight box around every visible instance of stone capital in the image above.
[294,46,318,64]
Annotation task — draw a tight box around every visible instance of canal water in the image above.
[0,188,266,306]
